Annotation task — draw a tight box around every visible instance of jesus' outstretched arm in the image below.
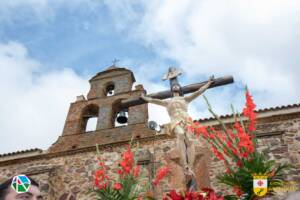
[141,93,168,107]
[184,76,214,103]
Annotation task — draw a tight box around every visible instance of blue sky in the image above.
[0,1,160,74]
[0,0,300,154]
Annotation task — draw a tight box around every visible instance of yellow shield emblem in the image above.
[253,175,268,197]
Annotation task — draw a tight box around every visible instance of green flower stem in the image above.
[204,132,233,166]
[203,95,241,161]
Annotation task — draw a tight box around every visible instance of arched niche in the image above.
[80,104,99,133]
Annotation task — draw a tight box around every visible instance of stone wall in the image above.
[1,108,299,199]
[0,134,212,200]
[207,113,300,197]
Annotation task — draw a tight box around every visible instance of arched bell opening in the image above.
[115,109,129,127]
[112,100,129,127]
[81,104,99,133]
[105,82,115,97]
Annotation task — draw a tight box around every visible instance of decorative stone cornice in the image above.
[0,134,173,167]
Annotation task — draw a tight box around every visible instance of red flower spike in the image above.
[94,161,110,190]
[113,182,122,190]
[117,169,123,175]
[209,133,216,139]
[233,186,243,197]
[119,146,135,175]
[236,160,243,168]
[243,90,257,132]
[153,166,170,186]
[234,122,255,158]
[226,168,231,174]
[195,125,209,138]
[97,183,108,190]
[211,146,225,161]
[167,190,183,200]
[133,165,141,177]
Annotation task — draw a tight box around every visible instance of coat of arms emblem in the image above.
[253,174,268,197]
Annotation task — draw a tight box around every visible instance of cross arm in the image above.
[141,94,168,107]
[184,77,213,103]
[120,75,234,108]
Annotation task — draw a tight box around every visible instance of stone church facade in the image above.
[0,67,299,199]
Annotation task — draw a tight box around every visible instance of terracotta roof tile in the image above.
[0,148,42,158]
[198,103,300,122]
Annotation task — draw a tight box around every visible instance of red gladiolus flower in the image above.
[97,183,108,190]
[243,90,257,132]
[133,166,141,177]
[113,182,122,190]
[95,169,105,178]
[98,162,105,167]
[167,190,183,200]
[165,188,222,200]
[120,146,134,174]
[117,169,123,175]
[194,125,209,138]
[94,161,110,191]
[209,133,216,139]
[153,166,170,186]
[234,122,255,157]
[94,177,99,186]
[226,168,231,174]
[211,146,224,161]
[201,188,224,200]
[187,191,206,200]
[187,124,195,133]
[236,160,243,168]
[228,131,235,140]
[120,160,131,174]
[216,132,226,142]
[225,140,239,157]
[94,171,108,190]
[233,186,243,197]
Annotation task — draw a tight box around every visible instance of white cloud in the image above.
[105,0,300,116]
[0,42,88,154]
[1,0,300,153]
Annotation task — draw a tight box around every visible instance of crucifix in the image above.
[120,67,233,191]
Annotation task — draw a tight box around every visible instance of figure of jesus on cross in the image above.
[141,67,214,191]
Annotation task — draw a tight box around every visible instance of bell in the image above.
[116,111,128,124]
[106,85,115,96]
[148,121,158,130]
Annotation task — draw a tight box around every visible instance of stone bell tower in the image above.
[49,66,154,153]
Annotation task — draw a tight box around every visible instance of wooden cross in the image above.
[162,67,183,91]
[120,67,234,108]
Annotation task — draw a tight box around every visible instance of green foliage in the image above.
[203,92,292,200]
[93,173,152,200]
[93,141,154,200]
[217,151,292,200]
